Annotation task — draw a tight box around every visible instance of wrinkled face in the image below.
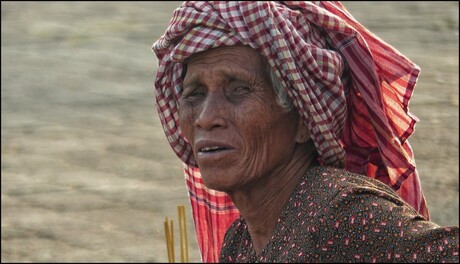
[178,46,301,192]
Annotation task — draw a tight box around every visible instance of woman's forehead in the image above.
[187,46,264,67]
[185,46,267,80]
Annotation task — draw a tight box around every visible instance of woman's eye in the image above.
[183,89,205,101]
[232,86,252,95]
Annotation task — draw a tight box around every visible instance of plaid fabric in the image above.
[152,1,430,262]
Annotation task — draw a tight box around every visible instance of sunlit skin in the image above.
[178,46,317,254]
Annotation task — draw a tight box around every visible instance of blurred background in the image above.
[1,1,458,262]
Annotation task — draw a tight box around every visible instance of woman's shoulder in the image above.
[294,165,413,221]
[308,165,394,189]
[298,166,459,262]
[220,217,254,262]
[303,166,405,205]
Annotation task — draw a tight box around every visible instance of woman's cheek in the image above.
[236,112,273,178]
[178,105,196,144]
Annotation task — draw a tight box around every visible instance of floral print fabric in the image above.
[220,166,459,263]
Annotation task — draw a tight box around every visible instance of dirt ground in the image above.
[1,2,458,263]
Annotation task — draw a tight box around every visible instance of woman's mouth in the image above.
[195,140,235,163]
[198,146,229,153]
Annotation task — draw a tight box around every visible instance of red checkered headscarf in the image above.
[152,1,429,262]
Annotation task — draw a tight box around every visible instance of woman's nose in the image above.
[194,92,227,130]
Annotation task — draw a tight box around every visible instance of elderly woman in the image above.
[152,1,459,263]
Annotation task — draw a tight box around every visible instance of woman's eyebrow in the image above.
[226,75,240,83]
[183,76,200,89]
[224,70,262,84]
[183,68,262,90]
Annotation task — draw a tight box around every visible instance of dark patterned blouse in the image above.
[220,166,459,263]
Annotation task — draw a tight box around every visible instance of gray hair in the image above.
[267,65,294,112]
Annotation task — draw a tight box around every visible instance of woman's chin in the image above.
[201,173,234,193]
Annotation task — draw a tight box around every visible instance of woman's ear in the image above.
[295,117,310,143]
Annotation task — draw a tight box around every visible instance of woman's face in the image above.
[178,46,302,192]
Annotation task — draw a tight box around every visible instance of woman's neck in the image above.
[228,143,316,255]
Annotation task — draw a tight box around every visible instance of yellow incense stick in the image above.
[165,206,189,263]
[178,206,185,263]
[181,206,189,262]
[164,217,172,263]
[164,218,176,263]
[170,219,175,262]
[177,205,189,262]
